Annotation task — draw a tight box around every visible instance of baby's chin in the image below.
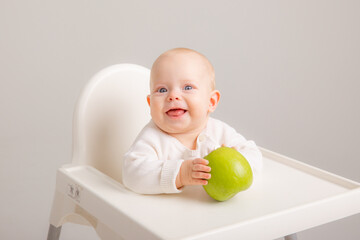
[152,120,185,134]
[156,124,187,135]
[155,120,208,136]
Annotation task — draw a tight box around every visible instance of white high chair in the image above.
[48,64,360,240]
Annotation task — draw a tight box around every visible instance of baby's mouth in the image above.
[166,108,187,117]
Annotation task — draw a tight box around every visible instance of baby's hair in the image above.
[151,48,216,90]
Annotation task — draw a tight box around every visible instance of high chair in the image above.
[48,64,360,240]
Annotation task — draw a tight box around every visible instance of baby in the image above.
[122,48,262,194]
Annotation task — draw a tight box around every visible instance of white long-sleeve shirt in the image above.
[122,117,262,194]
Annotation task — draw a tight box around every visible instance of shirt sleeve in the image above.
[122,124,183,194]
[220,121,263,174]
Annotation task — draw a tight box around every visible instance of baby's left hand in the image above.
[221,144,237,150]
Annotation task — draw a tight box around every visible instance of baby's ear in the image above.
[209,90,220,113]
[147,95,151,106]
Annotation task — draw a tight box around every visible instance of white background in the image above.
[1,1,359,239]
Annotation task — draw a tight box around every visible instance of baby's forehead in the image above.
[155,52,212,74]
[150,49,215,89]
[160,50,208,65]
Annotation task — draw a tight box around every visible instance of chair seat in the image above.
[53,147,360,240]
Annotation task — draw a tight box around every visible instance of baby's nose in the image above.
[168,91,181,101]
[168,96,180,101]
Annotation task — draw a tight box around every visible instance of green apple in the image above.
[203,147,253,201]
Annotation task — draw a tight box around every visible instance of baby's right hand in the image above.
[176,158,211,189]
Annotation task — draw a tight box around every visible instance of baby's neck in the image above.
[170,131,200,150]
[169,120,208,150]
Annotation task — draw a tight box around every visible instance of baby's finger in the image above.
[193,158,209,165]
[193,164,211,172]
[191,179,208,185]
[192,172,211,179]
[221,144,237,150]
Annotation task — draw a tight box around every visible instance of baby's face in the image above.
[148,52,219,136]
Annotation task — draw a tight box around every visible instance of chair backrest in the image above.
[72,64,151,183]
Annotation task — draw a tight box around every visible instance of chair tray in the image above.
[56,147,360,240]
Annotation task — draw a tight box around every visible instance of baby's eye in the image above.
[158,88,167,93]
[184,85,193,90]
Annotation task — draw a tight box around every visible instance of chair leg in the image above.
[47,224,62,240]
[284,233,298,240]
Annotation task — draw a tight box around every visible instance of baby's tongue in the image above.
[167,109,185,117]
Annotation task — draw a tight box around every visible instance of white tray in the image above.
[57,147,360,240]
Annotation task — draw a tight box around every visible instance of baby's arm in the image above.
[122,123,185,194]
[232,140,262,173]
[123,144,182,194]
[175,158,211,189]
[219,122,263,173]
